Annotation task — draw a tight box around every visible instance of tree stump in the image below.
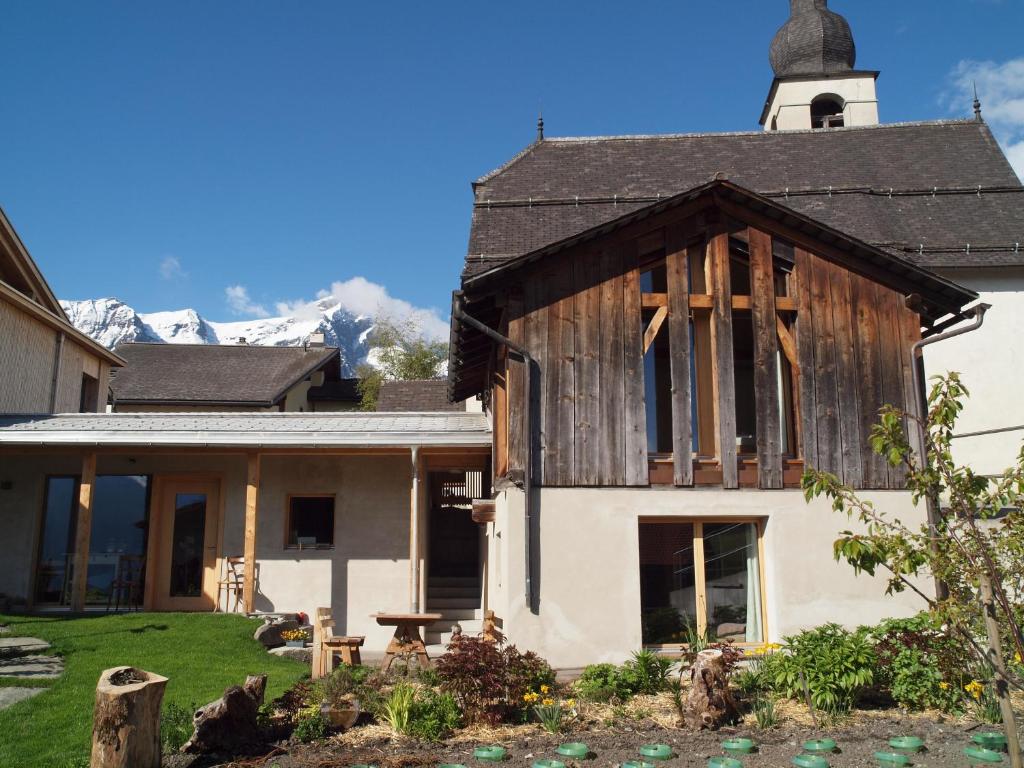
[182,674,267,754]
[682,649,739,730]
[90,666,168,768]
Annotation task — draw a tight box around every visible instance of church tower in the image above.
[760,0,879,130]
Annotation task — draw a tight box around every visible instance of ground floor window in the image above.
[639,519,764,645]
[34,474,151,605]
[286,495,335,549]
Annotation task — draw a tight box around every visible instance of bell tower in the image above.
[760,0,879,131]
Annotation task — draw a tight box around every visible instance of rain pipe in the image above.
[452,293,536,612]
[910,301,990,600]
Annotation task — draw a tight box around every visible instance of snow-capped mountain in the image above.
[61,297,377,375]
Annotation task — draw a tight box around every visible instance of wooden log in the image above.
[682,649,739,730]
[71,451,97,612]
[90,666,168,768]
[183,674,267,754]
[243,452,260,613]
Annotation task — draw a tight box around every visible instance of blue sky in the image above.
[3,0,1022,330]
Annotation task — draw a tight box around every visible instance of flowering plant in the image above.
[524,684,577,733]
[281,628,309,642]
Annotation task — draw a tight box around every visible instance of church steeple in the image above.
[760,0,879,131]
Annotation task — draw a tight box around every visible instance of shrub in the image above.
[382,682,416,733]
[436,636,555,724]
[628,650,674,694]
[753,694,778,729]
[576,651,673,702]
[769,624,875,714]
[868,614,970,712]
[160,702,196,753]
[293,703,329,743]
[320,664,375,707]
[408,688,462,741]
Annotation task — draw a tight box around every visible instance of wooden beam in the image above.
[623,241,649,486]
[693,521,708,638]
[707,232,738,489]
[598,246,626,486]
[749,228,783,489]
[642,293,797,312]
[666,227,694,486]
[69,451,97,612]
[776,316,798,369]
[793,248,819,469]
[642,305,668,354]
[242,453,260,613]
[573,251,602,486]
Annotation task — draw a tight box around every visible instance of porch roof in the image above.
[0,411,492,448]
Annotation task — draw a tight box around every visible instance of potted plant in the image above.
[281,628,309,648]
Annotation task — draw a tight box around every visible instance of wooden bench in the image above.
[312,607,365,679]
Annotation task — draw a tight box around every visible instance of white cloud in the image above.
[158,255,186,281]
[947,58,1024,179]
[275,276,449,341]
[224,285,270,318]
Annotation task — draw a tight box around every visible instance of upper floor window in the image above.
[811,96,845,129]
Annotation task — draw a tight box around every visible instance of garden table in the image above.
[372,612,442,672]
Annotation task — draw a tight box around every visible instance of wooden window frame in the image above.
[284,493,337,551]
[639,516,769,649]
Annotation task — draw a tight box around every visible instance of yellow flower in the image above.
[1015,650,1022,664]
[542,697,555,707]
[566,699,576,708]
[540,684,550,694]
[939,681,950,690]
[965,680,985,700]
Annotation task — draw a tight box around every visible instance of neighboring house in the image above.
[378,379,464,413]
[446,1,1024,665]
[0,209,124,414]
[109,339,350,412]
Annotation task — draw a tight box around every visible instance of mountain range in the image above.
[61,297,378,376]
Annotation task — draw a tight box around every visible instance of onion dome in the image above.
[769,0,856,77]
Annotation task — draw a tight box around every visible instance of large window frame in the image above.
[639,517,768,648]
[284,493,336,550]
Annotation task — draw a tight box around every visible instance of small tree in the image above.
[356,319,448,410]
[803,373,1023,765]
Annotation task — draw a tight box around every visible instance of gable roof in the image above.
[378,379,463,412]
[466,120,1024,277]
[110,343,339,407]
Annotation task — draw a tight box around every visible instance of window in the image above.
[811,97,845,129]
[79,372,99,413]
[286,495,335,548]
[639,520,764,645]
[34,475,150,604]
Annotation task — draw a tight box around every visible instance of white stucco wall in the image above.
[485,486,929,669]
[765,74,879,131]
[924,268,1024,476]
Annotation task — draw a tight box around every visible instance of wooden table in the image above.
[372,612,442,672]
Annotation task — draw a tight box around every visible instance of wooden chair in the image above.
[106,555,145,613]
[215,556,245,613]
[312,607,365,679]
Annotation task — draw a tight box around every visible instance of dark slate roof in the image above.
[377,379,463,412]
[770,0,856,77]
[307,378,361,403]
[465,120,1024,277]
[110,343,339,406]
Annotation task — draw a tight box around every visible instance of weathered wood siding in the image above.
[501,227,922,490]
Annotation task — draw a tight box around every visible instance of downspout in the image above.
[410,445,421,614]
[910,302,990,601]
[452,293,536,612]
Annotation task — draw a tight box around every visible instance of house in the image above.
[0,209,124,414]
[446,1,1023,665]
[109,340,358,412]
[378,379,464,413]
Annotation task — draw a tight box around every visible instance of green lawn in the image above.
[0,612,309,767]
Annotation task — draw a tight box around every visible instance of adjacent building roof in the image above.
[378,379,463,412]
[110,343,339,407]
[307,377,361,404]
[465,120,1024,277]
[0,412,491,448]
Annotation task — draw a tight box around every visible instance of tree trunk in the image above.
[682,649,739,730]
[183,674,267,754]
[90,666,168,768]
[979,572,1023,768]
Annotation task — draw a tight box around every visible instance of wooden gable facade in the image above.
[456,183,976,491]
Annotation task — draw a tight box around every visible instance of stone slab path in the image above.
[0,634,63,710]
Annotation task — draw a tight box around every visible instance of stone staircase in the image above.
[424,575,483,650]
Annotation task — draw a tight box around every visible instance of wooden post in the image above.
[242,453,260,614]
[70,451,97,612]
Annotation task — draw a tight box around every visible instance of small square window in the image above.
[287,496,334,548]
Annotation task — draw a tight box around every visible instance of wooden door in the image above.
[152,478,221,611]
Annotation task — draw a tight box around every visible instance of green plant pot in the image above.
[722,738,756,755]
[873,751,911,766]
[803,739,837,754]
[474,746,507,762]
[708,759,743,768]
[791,755,830,768]
[533,761,566,768]
[556,743,590,759]
[639,744,674,760]
[972,733,1008,752]
[888,737,925,753]
[964,746,1005,765]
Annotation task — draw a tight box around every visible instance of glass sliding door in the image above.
[639,519,765,645]
[169,493,207,598]
[86,476,150,604]
[34,477,79,604]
